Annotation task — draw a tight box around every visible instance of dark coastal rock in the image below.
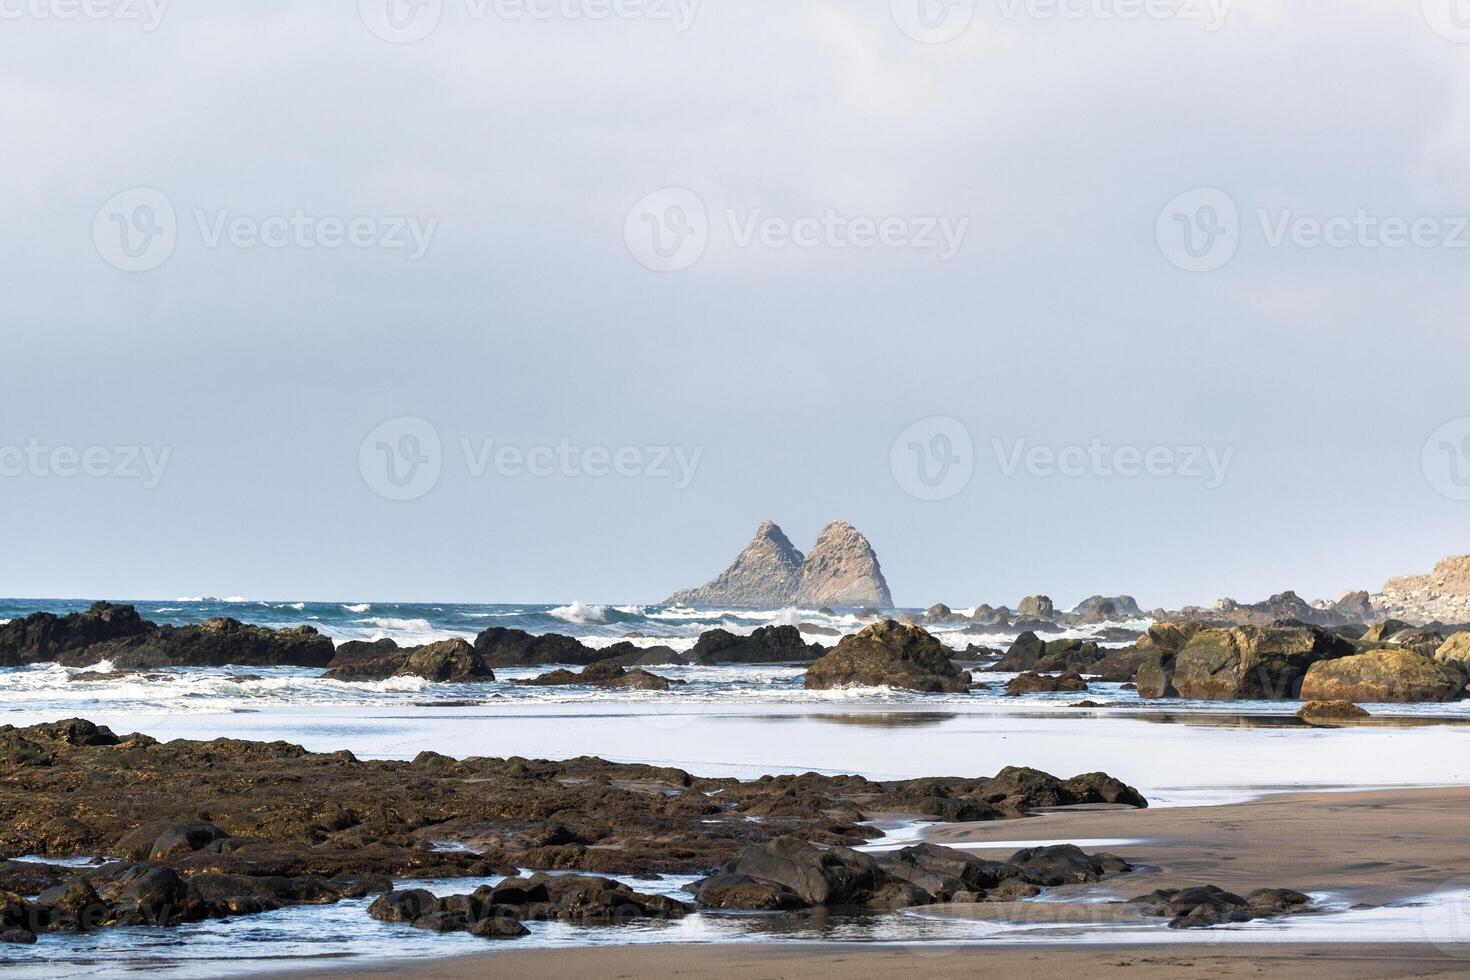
[594,642,685,667]
[994,633,1102,674]
[1132,884,1310,928]
[518,663,676,691]
[1005,672,1088,696]
[1071,595,1143,623]
[1115,621,1213,692]
[1297,700,1370,723]
[688,625,819,665]
[717,837,882,906]
[0,603,335,670]
[1299,649,1463,703]
[694,873,805,910]
[471,628,604,668]
[1168,625,1357,700]
[1008,844,1131,885]
[804,621,969,693]
[323,639,494,684]
[1333,591,1375,622]
[798,623,841,637]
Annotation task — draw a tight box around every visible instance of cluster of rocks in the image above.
[1163,591,1372,629]
[1130,884,1311,929]
[1375,555,1470,625]
[694,837,1129,911]
[367,874,688,940]
[918,595,1144,632]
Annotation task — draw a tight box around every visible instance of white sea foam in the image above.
[549,601,607,624]
[342,603,372,613]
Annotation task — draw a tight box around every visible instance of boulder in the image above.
[0,602,151,666]
[149,821,227,861]
[804,621,969,693]
[693,873,805,910]
[1017,596,1056,621]
[323,639,494,683]
[518,664,675,690]
[1300,649,1463,704]
[1434,632,1470,678]
[1007,844,1131,885]
[714,837,882,906]
[1071,595,1143,622]
[1133,885,1309,929]
[994,634,1101,674]
[1296,700,1370,723]
[1005,672,1088,696]
[1169,626,1356,700]
[688,626,818,665]
[471,627,602,667]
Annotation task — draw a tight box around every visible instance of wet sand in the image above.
[276,942,1470,979]
[273,786,1470,979]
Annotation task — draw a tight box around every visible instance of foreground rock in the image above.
[1300,649,1464,704]
[1297,700,1371,722]
[695,838,1130,910]
[804,621,969,693]
[665,519,893,608]
[1131,885,1311,928]
[323,638,495,683]
[0,719,1145,890]
[0,603,335,669]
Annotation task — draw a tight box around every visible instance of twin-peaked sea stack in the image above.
[665,520,893,609]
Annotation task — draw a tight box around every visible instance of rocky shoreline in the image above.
[0,717,1148,946]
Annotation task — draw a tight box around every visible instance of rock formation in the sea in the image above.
[1375,555,1470,625]
[470,627,605,667]
[0,603,336,670]
[1165,591,1360,629]
[687,625,820,665]
[517,663,676,691]
[322,638,495,683]
[1016,595,1056,621]
[1005,672,1088,696]
[1299,648,1464,704]
[1163,625,1357,700]
[803,621,968,693]
[665,520,893,609]
[993,634,1102,674]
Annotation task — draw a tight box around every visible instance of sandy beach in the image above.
[271,785,1470,979]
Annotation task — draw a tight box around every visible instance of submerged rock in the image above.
[1132,885,1310,928]
[804,621,969,693]
[688,625,819,664]
[1005,672,1088,696]
[1296,700,1370,723]
[518,663,676,691]
[323,639,494,684]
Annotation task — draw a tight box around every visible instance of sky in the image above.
[3,0,1470,608]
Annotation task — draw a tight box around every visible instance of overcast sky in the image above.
[3,0,1469,608]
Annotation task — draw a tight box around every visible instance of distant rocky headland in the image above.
[665,520,893,609]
